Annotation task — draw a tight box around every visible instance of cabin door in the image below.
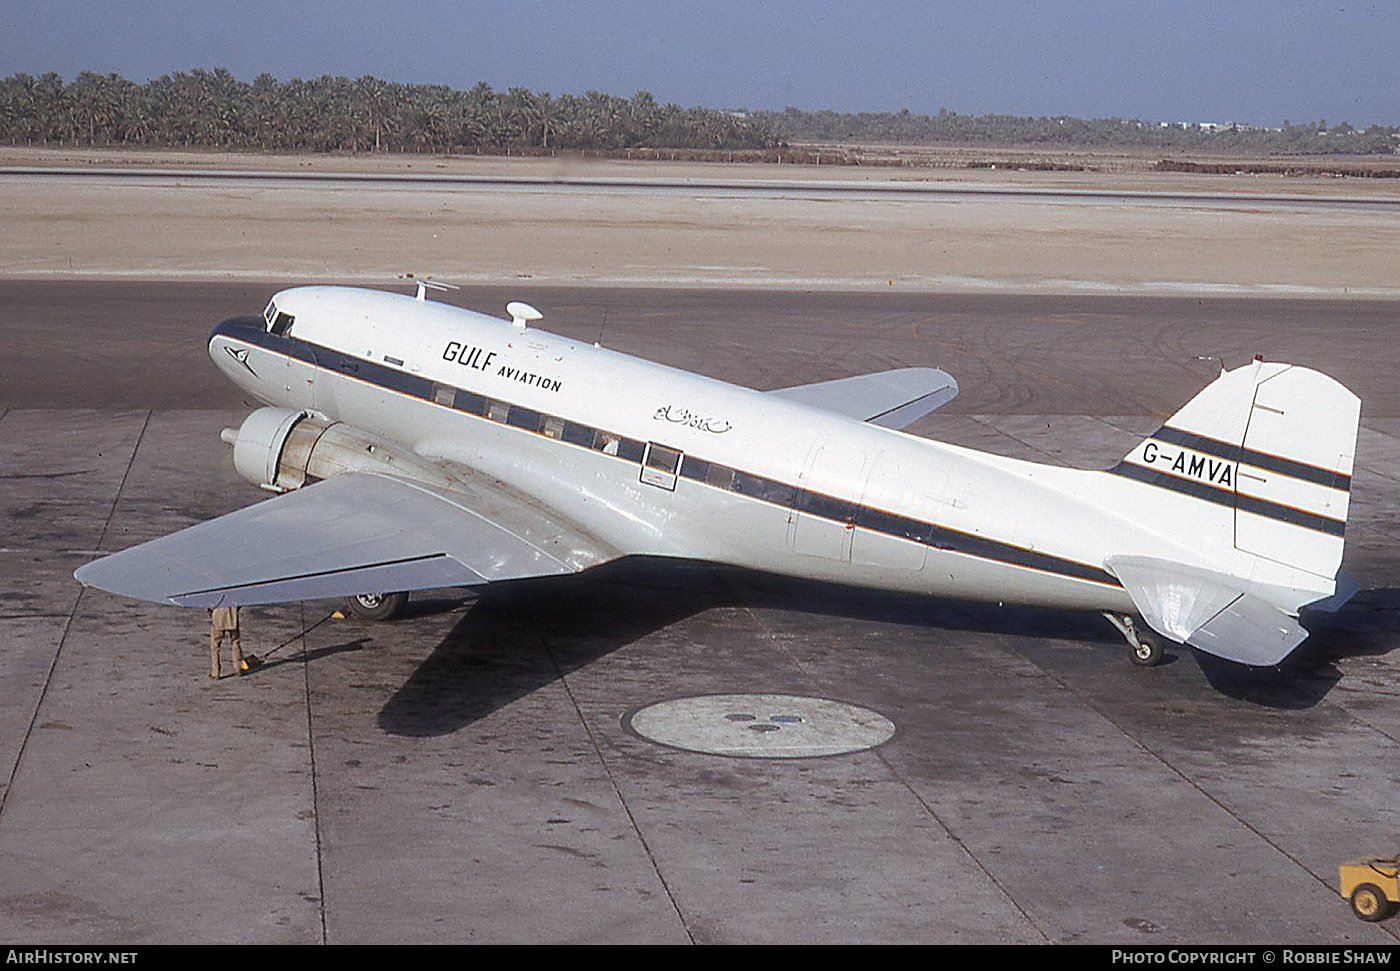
[788,443,873,561]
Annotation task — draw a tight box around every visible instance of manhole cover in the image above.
[624,694,896,758]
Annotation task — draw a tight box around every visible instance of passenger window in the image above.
[679,455,708,480]
[542,417,565,439]
[733,472,796,507]
[706,463,736,490]
[593,431,621,456]
[507,406,542,431]
[562,421,594,447]
[455,391,488,416]
[645,444,681,474]
[798,490,855,523]
[641,443,683,491]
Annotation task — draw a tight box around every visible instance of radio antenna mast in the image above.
[398,273,459,302]
[595,307,609,347]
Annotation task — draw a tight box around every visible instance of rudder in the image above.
[1233,364,1357,579]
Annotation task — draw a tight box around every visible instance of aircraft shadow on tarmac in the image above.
[373,561,1400,736]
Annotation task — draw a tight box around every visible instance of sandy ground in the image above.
[8,144,1400,192]
[2,146,1398,295]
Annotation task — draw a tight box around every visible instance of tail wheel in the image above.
[345,591,409,621]
[1104,613,1165,667]
[1130,631,1164,667]
[1350,883,1396,922]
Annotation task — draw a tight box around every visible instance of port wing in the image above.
[75,471,618,607]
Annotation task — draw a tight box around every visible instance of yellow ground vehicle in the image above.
[1339,857,1400,921]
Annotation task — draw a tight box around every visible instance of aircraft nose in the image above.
[208,314,264,352]
[208,314,267,369]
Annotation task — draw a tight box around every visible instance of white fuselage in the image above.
[208,286,1302,617]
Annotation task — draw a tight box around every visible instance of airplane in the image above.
[75,282,1361,668]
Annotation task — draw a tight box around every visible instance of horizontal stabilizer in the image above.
[1106,554,1308,666]
[75,471,617,608]
[1184,594,1308,667]
[768,367,958,429]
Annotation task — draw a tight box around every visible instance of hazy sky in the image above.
[3,1,1397,126]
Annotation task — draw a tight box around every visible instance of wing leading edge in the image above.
[75,471,619,608]
[767,367,958,429]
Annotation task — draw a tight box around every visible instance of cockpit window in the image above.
[263,300,295,335]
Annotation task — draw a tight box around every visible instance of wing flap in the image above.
[75,471,618,607]
[168,554,485,608]
[768,367,958,429]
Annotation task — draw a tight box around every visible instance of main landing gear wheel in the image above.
[1103,612,1164,667]
[345,591,409,621]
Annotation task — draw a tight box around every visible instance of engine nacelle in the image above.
[223,407,318,491]
[222,407,461,494]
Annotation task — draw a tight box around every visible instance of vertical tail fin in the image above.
[1105,360,1359,664]
[1112,360,1359,582]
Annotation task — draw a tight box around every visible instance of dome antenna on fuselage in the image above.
[507,301,543,330]
[398,273,459,302]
